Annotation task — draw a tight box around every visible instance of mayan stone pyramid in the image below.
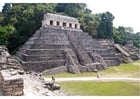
[16,13,122,74]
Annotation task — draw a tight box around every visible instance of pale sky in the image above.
[0,0,140,33]
[87,0,140,33]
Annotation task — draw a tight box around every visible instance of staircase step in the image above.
[100,53,117,57]
[31,44,71,49]
[22,60,66,72]
[40,33,66,36]
[104,60,120,66]
[22,54,65,61]
[103,57,119,60]
[25,49,65,55]
[34,40,70,45]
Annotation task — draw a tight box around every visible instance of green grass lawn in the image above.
[43,60,140,78]
[58,81,140,96]
[43,61,140,96]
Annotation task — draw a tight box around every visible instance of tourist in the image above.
[97,71,101,78]
[51,76,55,83]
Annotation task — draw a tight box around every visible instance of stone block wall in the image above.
[42,13,81,30]
[42,66,67,75]
[0,70,24,96]
[0,45,24,96]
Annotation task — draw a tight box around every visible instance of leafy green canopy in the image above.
[0,3,139,53]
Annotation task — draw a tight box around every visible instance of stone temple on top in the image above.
[16,13,139,74]
[42,13,81,31]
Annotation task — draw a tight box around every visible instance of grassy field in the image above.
[43,61,140,96]
[43,60,140,78]
[58,81,140,96]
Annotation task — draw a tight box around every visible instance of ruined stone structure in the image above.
[0,45,66,96]
[0,45,24,96]
[124,40,140,60]
[42,13,81,31]
[16,13,139,74]
[98,39,139,63]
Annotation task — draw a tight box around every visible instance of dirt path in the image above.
[45,77,140,82]
[133,63,140,66]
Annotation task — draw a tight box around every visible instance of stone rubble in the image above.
[0,45,24,96]
[23,73,66,96]
[0,45,66,96]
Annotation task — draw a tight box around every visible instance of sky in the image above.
[0,0,140,33]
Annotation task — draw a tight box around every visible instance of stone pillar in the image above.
[53,21,57,26]
[0,72,2,85]
[59,22,63,27]
[46,20,50,25]
[77,24,80,29]
[0,52,7,64]
[66,23,69,28]
[42,20,50,27]
[72,23,75,28]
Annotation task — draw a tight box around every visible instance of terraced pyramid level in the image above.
[16,13,121,74]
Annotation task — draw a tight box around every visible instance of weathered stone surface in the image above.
[22,60,66,72]
[0,46,67,96]
[98,39,139,63]
[0,45,24,96]
[16,13,139,74]
[66,56,80,73]
[0,88,4,96]
[42,66,67,75]
[124,40,140,60]
[97,39,121,66]
[0,46,9,65]
[0,70,24,96]
[42,13,81,31]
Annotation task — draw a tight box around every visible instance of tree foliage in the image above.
[1,3,56,52]
[0,3,139,53]
[113,26,140,48]
[132,32,140,47]
[96,12,114,39]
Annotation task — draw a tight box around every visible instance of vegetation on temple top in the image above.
[0,3,139,53]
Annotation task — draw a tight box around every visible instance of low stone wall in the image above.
[0,70,24,96]
[42,66,67,75]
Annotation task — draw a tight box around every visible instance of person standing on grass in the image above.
[51,76,55,83]
[97,71,101,78]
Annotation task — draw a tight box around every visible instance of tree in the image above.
[0,24,15,46]
[2,3,11,13]
[0,12,4,24]
[113,27,122,44]
[1,3,56,53]
[118,26,130,45]
[55,3,87,17]
[125,27,134,34]
[96,12,114,39]
[132,32,140,48]
[113,26,140,48]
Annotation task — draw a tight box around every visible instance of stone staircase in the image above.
[124,46,140,61]
[66,31,120,67]
[16,28,68,72]
[97,39,121,66]
[16,27,123,73]
[16,13,140,74]
[16,27,82,73]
